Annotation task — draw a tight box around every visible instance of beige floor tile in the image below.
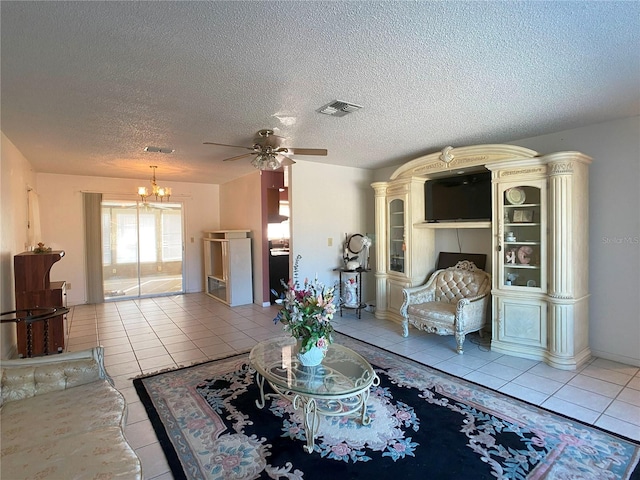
[137,354,175,371]
[135,346,170,360]
[554,384,614,412]
[603,399,640,426]
[164,340,198,354]
[568,374,624,398]
[171,349,210,365]
[105,351,138,366]
[125,419,160,449]
[135,442,172,479]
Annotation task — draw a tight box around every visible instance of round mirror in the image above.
[347,233,365,254]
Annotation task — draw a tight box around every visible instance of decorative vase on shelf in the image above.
[296,343,326,367]
[343,281,358,307]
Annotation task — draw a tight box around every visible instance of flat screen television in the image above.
[424,171,492,222]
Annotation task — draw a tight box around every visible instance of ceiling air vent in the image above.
[317,100,362,117]
[144,146,174,154]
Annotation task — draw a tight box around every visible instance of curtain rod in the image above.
[79,190,192,198]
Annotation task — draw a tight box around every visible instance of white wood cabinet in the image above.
[488,154,591,370]
[203,230,253,306]
[372,145,591,370]
[371,178,433,322]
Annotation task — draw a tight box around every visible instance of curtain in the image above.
[83,192,104,304]
[27,188,41,247]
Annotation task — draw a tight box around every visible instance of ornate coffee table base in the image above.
[254,371,380,453]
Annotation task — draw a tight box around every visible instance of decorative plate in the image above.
[506,187,526,205]
[517,246,533,264]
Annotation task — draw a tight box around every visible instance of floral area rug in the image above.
[133,334,640,479]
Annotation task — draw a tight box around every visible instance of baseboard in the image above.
[590,348,640,368]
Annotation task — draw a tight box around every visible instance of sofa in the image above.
[0,347,142,479]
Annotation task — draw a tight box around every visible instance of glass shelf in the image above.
[501,185,543,289]
[388,198,405,274]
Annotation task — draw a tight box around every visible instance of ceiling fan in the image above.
[204,129,328,170]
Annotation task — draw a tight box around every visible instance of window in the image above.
[138,212,157,263]
[102,212,111,265]
[116,212,138,264]
[162,211,182,261]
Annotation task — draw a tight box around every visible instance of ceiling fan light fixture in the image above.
[205,129,325,168]
[251,153,281,171]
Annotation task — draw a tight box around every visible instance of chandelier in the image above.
[138,166,172,202]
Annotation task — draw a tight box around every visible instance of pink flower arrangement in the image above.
[273,255,336,353]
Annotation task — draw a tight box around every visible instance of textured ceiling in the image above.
[1,1,639,185]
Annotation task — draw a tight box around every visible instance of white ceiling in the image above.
[2,1,639,185]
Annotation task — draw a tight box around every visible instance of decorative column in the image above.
[545,153,592,369]
[371,182,389,316]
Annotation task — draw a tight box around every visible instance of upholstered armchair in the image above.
[400,260,491,354]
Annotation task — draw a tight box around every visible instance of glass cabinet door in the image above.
[388,198,405,274]
[500,184,544,289]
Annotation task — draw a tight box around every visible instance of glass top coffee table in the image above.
[249,336,379,453]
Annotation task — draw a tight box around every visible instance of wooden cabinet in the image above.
[372,145,591,370]
[203,230,253,306]
[14,251,67,357]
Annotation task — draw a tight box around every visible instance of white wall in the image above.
[35,173,220,305]
[219,171,264,304]
[0,133,37,358]
[509,116,640,366]
[433,228,493,276]
[290,160,376,303]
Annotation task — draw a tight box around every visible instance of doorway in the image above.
[262,170,290,304]
[101,200,184,299]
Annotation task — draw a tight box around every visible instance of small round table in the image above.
[249,336,379,453]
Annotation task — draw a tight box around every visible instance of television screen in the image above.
[425,171,492,222]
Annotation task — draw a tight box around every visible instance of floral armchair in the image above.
[400,260,491,354]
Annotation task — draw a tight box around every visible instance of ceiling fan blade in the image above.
[278,154,296,166]
[204,141,255,150]
[284,147,328,156]
[222,153,256,162]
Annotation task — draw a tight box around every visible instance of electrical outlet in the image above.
[112,268,116,274]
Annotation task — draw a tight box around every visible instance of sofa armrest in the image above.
[0,347,108,405]
[455,294,490,331]
[400,285,436,317]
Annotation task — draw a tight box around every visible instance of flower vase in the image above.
[344,281,358,308]
[297,343,326,367]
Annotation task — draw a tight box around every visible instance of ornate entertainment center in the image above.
[371,144,591,370]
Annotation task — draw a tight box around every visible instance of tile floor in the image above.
[65,293,640,480]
